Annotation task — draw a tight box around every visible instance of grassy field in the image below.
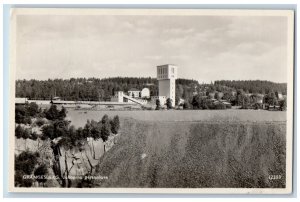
[67,109,286,127]
[93,119,286,188]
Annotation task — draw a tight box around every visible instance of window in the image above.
[172,68,174,74]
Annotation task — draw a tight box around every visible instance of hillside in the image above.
[93,118,286,188]
[214,80,287,95]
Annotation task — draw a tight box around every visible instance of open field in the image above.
[93,119,286,188]
[67,109,286,127]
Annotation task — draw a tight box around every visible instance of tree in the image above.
[42,124,55,140]
[45,105,60,121]
[166,98,173,109]
[15,105,26,124]
[90,120,101,140]
[27,102,39,117]
[101,114,109,124]
[192,95,201,109]
[183,101,190,109]
[15,105,31,124]
[214,92,221,100]
[101,114,111,143]
[15,170,33,187]
[15,151,39,177]
[34,164,48,186]
[59,106,67,120]
[155,99,161,110]
[265,91,278,106]
[279,98,287,111]
[111,115,120,134]
[236,89,245,106]
[101,122,111,142]
[15,125,24,139]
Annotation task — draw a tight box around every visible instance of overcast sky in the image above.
[16,14,288,83]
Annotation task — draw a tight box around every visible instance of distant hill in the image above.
[214,80,287,95]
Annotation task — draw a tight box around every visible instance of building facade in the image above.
[128,88,140,98]
[157,64,177,107]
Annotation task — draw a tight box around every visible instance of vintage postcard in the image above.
[9,8,294,194]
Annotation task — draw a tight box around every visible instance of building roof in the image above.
[15,97,27,104]
[128,88,140,92]
[157,64,177,67]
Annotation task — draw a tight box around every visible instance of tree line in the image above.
[16,77,202,102]
[214,80,287,95]
[16,78,287,107]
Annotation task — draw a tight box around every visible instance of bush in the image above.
[45,105,67,121]
[15,125,31,139]
[15,151,39,175]
[225,104,232,109]
[214,103,226,110]
[15,105,26,124]
[42,124,55,140]
[27,102,39,117]
[30,132,38,140]
[35,118,46,127]
[15,170,33,187]
[34,164,48,184]
[183,102,190,110]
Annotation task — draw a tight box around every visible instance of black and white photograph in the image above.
[9,8,294,193]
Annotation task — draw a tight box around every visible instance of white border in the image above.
[8,8,295,194]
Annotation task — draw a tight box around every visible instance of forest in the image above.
[15,77,287,103]
[214,80,287,95]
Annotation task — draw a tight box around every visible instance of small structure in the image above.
[141,88,150,98]
[52,96,61,101]
[276,92,283,100]
[110,91,124,102]
[151,96,167,106]
[15,97,28,105]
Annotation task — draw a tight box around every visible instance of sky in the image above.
[16,14,289,83]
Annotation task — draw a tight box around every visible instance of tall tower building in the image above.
[157,64,178,107]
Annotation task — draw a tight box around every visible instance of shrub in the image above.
[42,124,55,140]
[166,98,173,109]
[30,132,38,140]
[155,99,161,110]
[15,125,24,139]
[15,105,26,124]
[15,125,31,139]
[35,118,46,127]
[225,104,232,109]
[15,170,33,187]
[15,151,39,175]
[27,102,39,117]
[183,102,190,110]
[214,103,226,110]
[45,105,67,121]
[45,105,60,120]
[34,164,48,184]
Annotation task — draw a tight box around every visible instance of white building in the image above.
[151,96,167,106]
[111,91,124,102]
[141,88,150,98]
[128,88,140,98]
[156,64,178,107]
